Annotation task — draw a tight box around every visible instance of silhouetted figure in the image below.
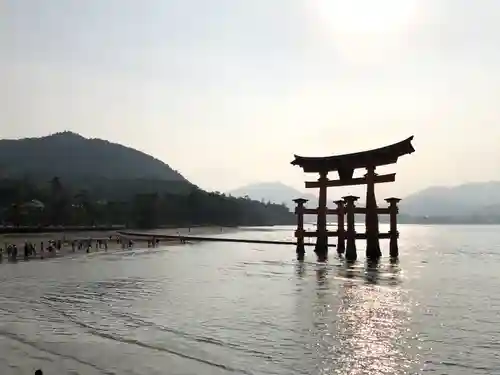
[12,245,18,261]
[35,369,43,375]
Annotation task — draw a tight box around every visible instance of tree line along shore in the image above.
[0,177,295,230]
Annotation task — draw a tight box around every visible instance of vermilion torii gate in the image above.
[291,136,415,262]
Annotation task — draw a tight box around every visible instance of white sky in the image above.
[2,0,500,198]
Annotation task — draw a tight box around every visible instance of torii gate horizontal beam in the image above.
[300,207,392,215]
[297,231,393,239]
[305,173,396,188]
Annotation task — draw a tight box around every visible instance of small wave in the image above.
[426,359,495,372]
[44,303,255,375]
[0,329,115,374]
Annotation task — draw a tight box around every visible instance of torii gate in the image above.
[291,136,415,262]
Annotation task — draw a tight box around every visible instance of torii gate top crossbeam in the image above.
[291,136,415,174]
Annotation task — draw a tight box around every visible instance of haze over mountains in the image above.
[229,182,317,210]
[400,182,500,217]
[231,181,500,219]
[3,132,500,224]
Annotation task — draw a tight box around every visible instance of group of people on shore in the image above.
[0,240,59,262]
[0,234,161,263]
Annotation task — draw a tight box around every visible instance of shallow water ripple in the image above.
[0,224,500,374]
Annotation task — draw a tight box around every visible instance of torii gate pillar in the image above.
[365,166,382,259]
[314,171,329,262]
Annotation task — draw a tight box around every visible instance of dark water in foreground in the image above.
[1,224,500,375]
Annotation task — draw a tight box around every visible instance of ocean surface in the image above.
[1,224,499,375]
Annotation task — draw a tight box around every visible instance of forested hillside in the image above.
[0,133,294,229]
[0,131,187,183]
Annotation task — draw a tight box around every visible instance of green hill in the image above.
[0,132,294,229]
[0,131,187,183]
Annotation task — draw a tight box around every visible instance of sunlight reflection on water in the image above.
[292,260,416,375]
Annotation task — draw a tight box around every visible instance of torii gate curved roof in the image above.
[291,136,415,173]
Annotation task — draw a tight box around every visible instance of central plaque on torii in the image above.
[291,136,415,262]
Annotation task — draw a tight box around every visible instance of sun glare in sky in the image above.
[311,0,421,34]
[308,0,425,63]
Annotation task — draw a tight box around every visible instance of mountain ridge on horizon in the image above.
[400,180,500,216]
[5,132,500,219]
[232,180,500,217]
[228,181,317,210]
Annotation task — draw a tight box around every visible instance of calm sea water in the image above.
[0,224,499,375]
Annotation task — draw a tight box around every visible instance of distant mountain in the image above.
[401,181,500,217]
[228,182,317,210]
[230,180,500,222]
[0,132,192,195]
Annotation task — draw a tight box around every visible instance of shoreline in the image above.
[0,224,240,235]
[0,225,126,235]
[0,226,237,263]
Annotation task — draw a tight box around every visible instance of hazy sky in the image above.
[2,0,500,198]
